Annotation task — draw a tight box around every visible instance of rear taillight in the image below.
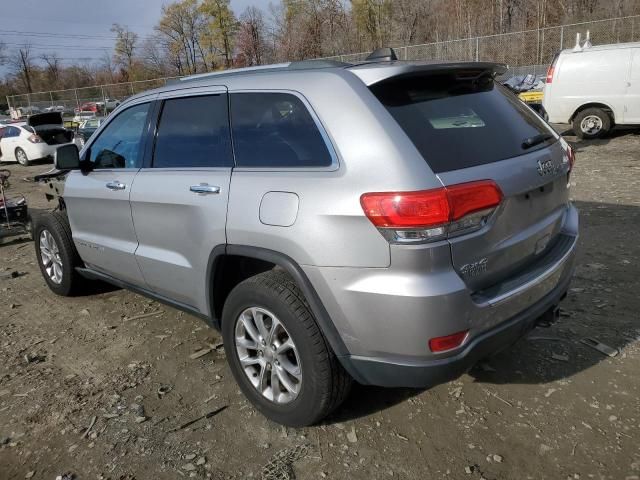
[545,65,555,83]
[361,180,503,243]
[546,54,559,84]
[429,330,469,353]
[560,138,576,184]
[565,143,576,172]
[27,134,43,144]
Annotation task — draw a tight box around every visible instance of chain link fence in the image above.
[5,14,639,117]
[329,15,639,71]
[5,77,179,120]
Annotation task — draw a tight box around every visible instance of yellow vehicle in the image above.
[518,90,544,104]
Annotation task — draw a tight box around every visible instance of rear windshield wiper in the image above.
[522,133,554,149]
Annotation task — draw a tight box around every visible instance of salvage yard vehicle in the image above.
[95,98,121,112]
[0,112,76,166]
[75,117,105,147]
[34,50,579,426]
[72,110,98,124]
[543,40,640,139]
[503,74,546,117]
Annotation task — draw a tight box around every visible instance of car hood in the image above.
[28,112,63,127]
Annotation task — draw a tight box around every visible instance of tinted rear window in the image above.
[230,92,333,168]
[370,73,555,173]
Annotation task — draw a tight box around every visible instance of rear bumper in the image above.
[23,142,62,160]
[304,204,578,388]
[23,142,74,160]
[343,270,571,387]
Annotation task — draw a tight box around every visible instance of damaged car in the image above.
[0,112,76,166]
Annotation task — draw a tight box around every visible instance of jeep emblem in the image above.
[537,158,559,176]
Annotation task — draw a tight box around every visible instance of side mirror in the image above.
[54,144,81,170]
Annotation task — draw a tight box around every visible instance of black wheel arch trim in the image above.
[206,245,351,360]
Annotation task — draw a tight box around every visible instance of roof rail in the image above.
[168,63,292,85]
[288,59,351,69]
[168,59,351,85]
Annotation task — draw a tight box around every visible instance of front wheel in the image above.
[34,211,84,296]
[222,271,352,427]
[15,148,30,167]
[573,108,611,139]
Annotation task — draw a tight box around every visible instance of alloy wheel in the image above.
[39,229,63,284]
[16,149,28,166]
[234,307,302,404]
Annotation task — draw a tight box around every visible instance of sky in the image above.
[0,0,268,75]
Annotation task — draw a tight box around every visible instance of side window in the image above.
[153,94,232,168]
[0,127,5,139]
[88,102,150,169]
[230,92,333,168]
[5,127,20,138]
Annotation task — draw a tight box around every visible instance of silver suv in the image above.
[35,53,579,426]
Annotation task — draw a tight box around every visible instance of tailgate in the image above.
[439,141,569,291]
[368,66,571,291]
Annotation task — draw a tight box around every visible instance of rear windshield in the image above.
[370,73,555,173]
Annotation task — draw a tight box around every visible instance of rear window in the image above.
[370,73,555,173]
[230,92,333,168]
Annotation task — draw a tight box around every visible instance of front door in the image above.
[64,100,153,285]
[130,89,233,313]
[624,48,640,124]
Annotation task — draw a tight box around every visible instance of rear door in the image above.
[64,100,153,285]
[371,71,569,292]
[624,48,640,124]
[130,87,233,313]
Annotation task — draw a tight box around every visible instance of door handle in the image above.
[106,181,126,191]
[190,184,220,195]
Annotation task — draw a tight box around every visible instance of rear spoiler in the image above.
[348,62,508,86]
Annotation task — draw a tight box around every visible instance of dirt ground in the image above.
[1,126,639,480]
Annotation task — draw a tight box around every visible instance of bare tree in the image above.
[141,36,172,77]
[10,45,35,93]
[237,6,268,65]
[41,53,62,85]
[111,23,139,80]
[0,41,7,66]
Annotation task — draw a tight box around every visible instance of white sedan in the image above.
[0,113,76,166]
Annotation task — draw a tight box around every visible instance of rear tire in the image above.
[15,148,30,167]
[573,108,611,139]
[34,211,84,296]
[222,270,352,427]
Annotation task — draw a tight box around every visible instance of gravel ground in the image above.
[1,126,639,480]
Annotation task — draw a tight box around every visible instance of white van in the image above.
[543,41,640,139]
